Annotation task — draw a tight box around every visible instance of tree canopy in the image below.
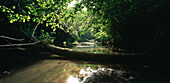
[0,0,170,53]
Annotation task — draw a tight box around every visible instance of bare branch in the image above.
[0,71,10,83]
[0,36,24,41]
[0,41,41,47]
[32,23,40,37]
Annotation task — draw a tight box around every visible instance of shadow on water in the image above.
[0,46,69,72]
[0,46,170,83]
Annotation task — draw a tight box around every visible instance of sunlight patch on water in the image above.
[66,75,79,83]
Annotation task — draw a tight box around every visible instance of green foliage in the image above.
[1,0,115,44]
[0,5,15,13]
[38,30,56,44]
[0,0,74,43]
[67,5,111,42]
[64,0,137,46]
[2,0,162,49]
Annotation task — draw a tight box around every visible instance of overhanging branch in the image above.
[0,36,24,41]
[0,41,41,47]
[32,23,40,37]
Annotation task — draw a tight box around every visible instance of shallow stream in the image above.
[1,46,170,83]
[70,42,112,53]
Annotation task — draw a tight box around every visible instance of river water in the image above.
[1,45,170,83]
[70,42,112,53]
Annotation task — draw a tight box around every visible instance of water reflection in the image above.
[71,45,111,53]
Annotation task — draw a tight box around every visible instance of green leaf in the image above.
[46,23,48,27]
[28,11,31,14]
[27,15,31,19]
[59,20,62,24]
[43,17,46,21]
[32,17,37,22]
[2,9,6,12]
[47,14,50,17]
[30,10,34,13]
[23,19,26,22]
[36,0,40,2]
[63,6,66,9]
[49,23,52,25]
[12,6,15,9]
[59,26,64,30]
[10,20,13,23]
[53,28,56,31]
[70,26,73,29]
[51,26,54,29]
[11,10,14,13]
[56,24,59,27]
[27,16,31,21]
[67,29,69,32]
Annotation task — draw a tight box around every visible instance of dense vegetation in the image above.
[0,0,170,54]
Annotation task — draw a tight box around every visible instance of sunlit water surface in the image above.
[70,42,112,53]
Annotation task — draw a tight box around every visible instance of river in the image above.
[0,45,170,83]
[70,42,112,53]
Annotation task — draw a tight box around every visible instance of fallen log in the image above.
[44,44,146,62]
[0,39,146,62]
